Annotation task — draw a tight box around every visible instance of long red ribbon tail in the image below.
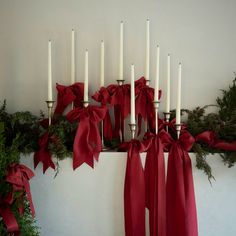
[0,206,19,233]
[103,110,113,140]
[166,143,198,236]
[114,104,121,139]
[145,136,166,236]
[124,145,146,236]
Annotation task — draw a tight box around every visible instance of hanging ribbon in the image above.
[34,132,55,173]
[119,139,151,236]
[92,87,113,140]
[0,193,19,233]
[6,164,35,218]
[195,130,236,151]
[144,130,168,236]
[67,105,107,170]
[166,130,198,236]
[54,82,84,115]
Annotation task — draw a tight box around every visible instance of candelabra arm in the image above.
[46,100,55,126]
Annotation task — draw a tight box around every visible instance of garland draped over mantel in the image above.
[0,76,236,235]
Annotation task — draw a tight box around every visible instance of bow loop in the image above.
[92,87,111,105]
[178,130,195,152]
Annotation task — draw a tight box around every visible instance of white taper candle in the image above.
[71,29,75,85]
[154,45,160,101]
[84,50,89,103]
[48,40,52,101]
[166,54,171,113]
[100,40,105,87]
[145,19,150,83]
[130,64,135,124]
[119,21,124,80]
[176,63,182,125]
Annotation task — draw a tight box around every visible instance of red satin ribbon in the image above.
[6,164,35,218]
[119,139,151,236]
[144,130,167,236]
[34,132,56,173]
[67,105,107,170]
[166,131,198,236]
[92,87,113,140]
[54,82,84,115]
[0,193,19,233]
[195,130,236,151]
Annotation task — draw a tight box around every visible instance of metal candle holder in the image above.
[129,123,137,140]
[153,101,160,134]
[163,112,171,132]
[46,100,55,126]
[145,79,150,86]
[82,100,89,108]
[116,79,125,86]
[175,123,181,139]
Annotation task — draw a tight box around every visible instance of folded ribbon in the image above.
[166,130,198,236]
[195,130,236,151]
[34,132,56,173]
[67,105,107,170]
[6,164,35,218]
[144,130,167,236]
[119,139,151,236]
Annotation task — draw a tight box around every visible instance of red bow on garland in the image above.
[119,139,151,236]
[144,130,168,236]
[195,130,236,151]
[92,87,113,140]
[34,132,56,173]
[6,164,35,218]
[54,82,84,115]
[165,130,198,236]
[67,105,107,170]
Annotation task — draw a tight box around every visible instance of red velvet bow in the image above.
[6,164,35,218]
[144,130,168,236]
[195,130,236,151]
[34,132,56,173]
[166,130,198,236]
[135,77,161,135]
[67,105,107,170]
[92,87,113,140]
[119,139,151,236]
[107,83,130,140]
[54,82,84,115]
[0,193,19,233]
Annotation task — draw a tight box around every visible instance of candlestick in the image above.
[175,123,181,139]
[119,21,124,81]
[71,29,75,85]
[153,101,160,134]
[145,19,150,85]
[176,63,182,125]
[84,49,89,106]
[166,54,171,113]
[163,112,171,132]
[48,40,52,101]
[100,40,105,87]
[154,45,160,101]
[129,123,137,140]
[46,100,55,126]
[130,64,135,124]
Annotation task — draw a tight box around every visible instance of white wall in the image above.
[0,0,236,115]
[21,153,236,236]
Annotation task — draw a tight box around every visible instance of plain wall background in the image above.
[0,0,236,115]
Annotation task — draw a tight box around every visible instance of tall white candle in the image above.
[154,45,160,101]
[100,40,105,87]
[71,29,75,85]
[176,63,182,125]
[130,64,135,124]
[119,21,124,81]
[48,40,53,101]
[84,50,89,103]
[166,54,171,113]
[145,19,150,83]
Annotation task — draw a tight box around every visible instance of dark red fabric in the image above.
[144,130,167,236]
[54,82,84,115]
[92,87,113,140]
[6,164,35,218]
[195,131,236,151]
[67,105,107,170]
[0,193,19,233]
[34,132,55,173]
[166,131,198,236]
[119,139,151,236]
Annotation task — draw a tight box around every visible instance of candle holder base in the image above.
[145,79,150,86]
[82,100,89,107]
[153,100,160,134]
[175,123,181,139]
[45,100,55,126]
[129,123,137,140]
[163,112,171,132]
[116,79,125,86]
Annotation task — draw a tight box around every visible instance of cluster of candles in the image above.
[47,20,182,136]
